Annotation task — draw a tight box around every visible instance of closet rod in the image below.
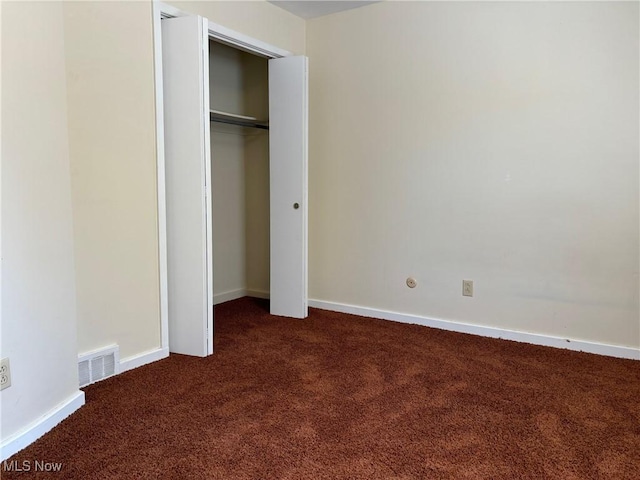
[209,113,269,130]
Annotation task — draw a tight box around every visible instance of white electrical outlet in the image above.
[1,358,11,390]
[462,280,473,297]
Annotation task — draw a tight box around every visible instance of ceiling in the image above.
[269,1,380,20]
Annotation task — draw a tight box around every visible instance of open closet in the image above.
[158,11,308,358]
[209,41,270,305]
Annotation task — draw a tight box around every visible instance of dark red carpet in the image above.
[4,297,639,479]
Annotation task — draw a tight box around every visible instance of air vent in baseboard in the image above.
[78,344,119,387]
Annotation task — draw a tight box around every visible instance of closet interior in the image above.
[209,40,270,303]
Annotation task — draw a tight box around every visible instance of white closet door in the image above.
[162,15,213,356]
[269,56,309,318]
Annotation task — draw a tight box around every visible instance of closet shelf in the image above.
[210,110,269,130]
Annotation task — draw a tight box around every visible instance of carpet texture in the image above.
[3,297,639,479]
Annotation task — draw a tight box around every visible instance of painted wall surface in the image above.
[1,1,80,441]
[307,2,640,348]
[168,0,305,55]
[63,1,161,359]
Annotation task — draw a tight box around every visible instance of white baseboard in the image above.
[214,289,247,305]
[119,346,169,373]
[308,299,640,361]
[0,390,85,461]
[214,289,269,305]
[246,289,269,299]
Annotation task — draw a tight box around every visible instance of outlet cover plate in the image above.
[0,358,11,390]
[462,280,473,297]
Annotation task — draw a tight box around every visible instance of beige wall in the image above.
[307,2,639,348]
[1,1,80,442]
[63,1,160,359]
[168,0,305,55]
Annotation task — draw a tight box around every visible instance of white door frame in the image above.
[152,2,294,354]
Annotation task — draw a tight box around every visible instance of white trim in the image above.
[214,289,247,305]
[201,15,214,357]
[207,20,291,59]
[153,1,169,354]
[308,299,640,361]
[214,289,270,305]
[0,391,85,461]
[157,2,183,19]
[119,347,169,373]
[246,289,270,300]
[154,2,291,58]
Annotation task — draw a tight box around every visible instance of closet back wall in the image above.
[307,1,639,349]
